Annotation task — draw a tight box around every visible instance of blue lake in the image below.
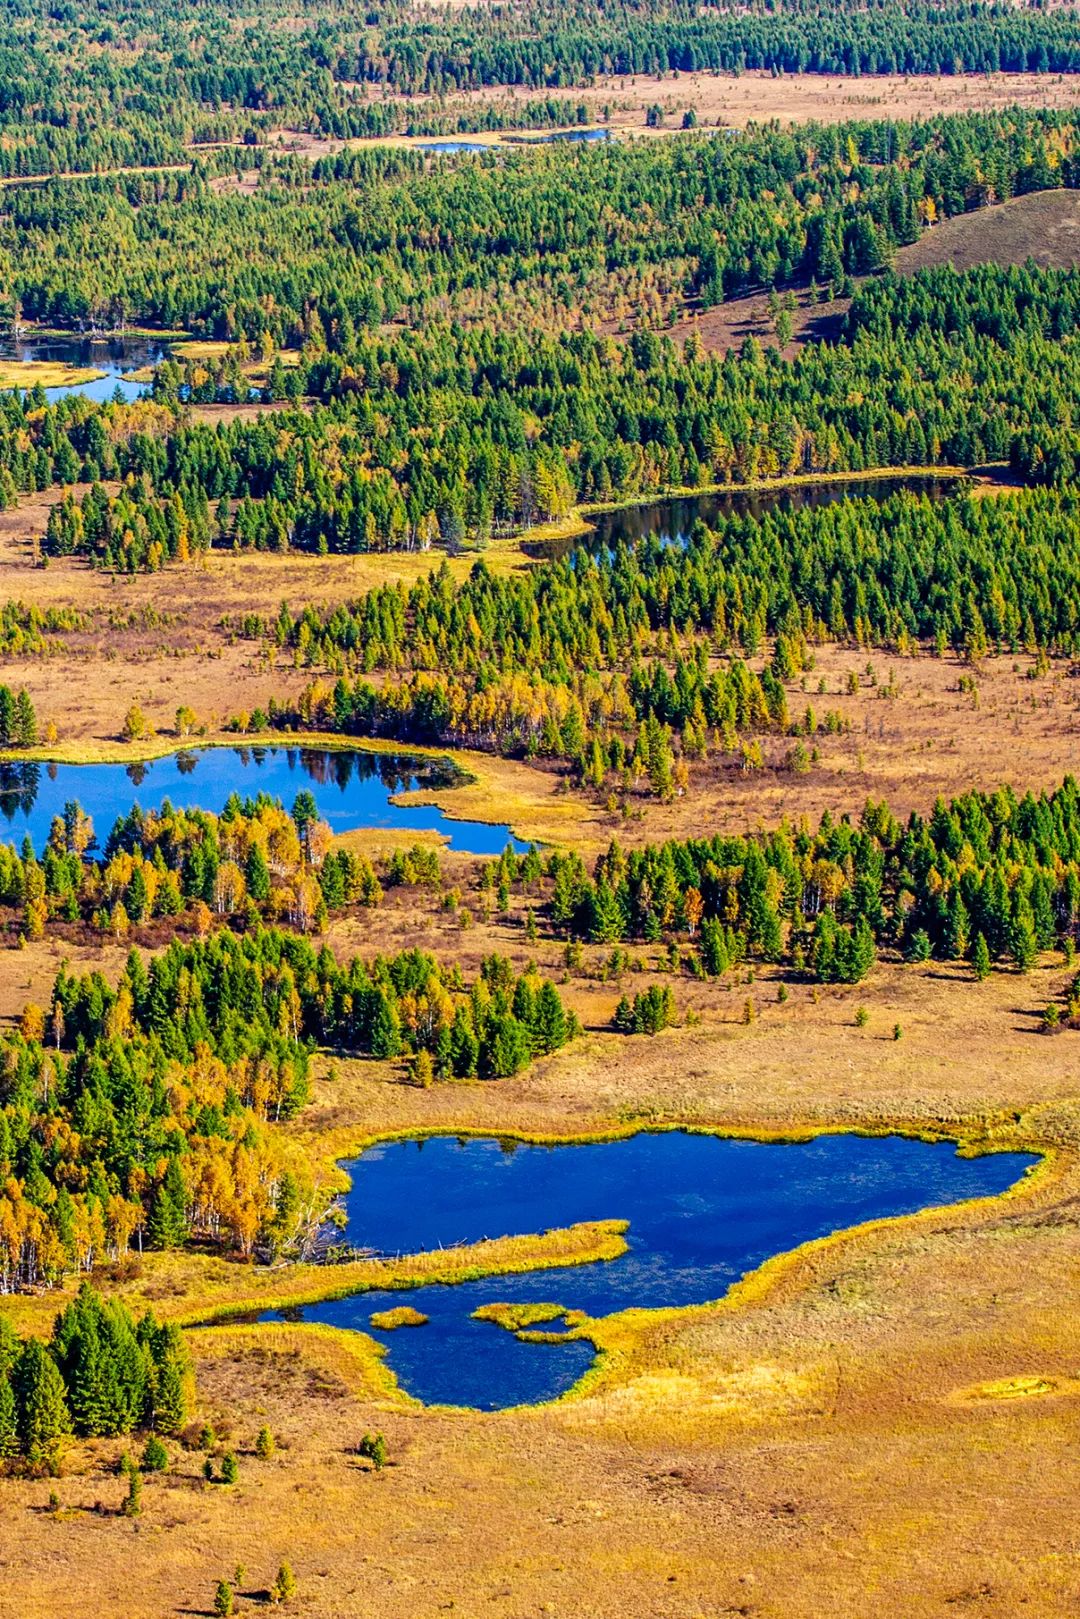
[0,336,164,402]
[0,745,524,856]
[257,1131,1037,1409]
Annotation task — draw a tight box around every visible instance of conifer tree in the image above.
[272,1563,297,1604]
[14,1339,70,1465]
[0,1372,18,1458]
[148,1156,188,1250]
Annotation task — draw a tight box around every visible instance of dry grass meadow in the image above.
[4,168,1080,1619]
[266,68,1080,158]
[0,946,1078,1619]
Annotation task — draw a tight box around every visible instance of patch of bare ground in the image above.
[330,639,1080,857]
[0,490,546,746]
[893,184,1080,273]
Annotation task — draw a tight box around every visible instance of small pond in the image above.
[0,745,525,856]
[0,335,167,402]
[525,474,966,560]
[418,129,610,155]
[257,1131,1036,1409]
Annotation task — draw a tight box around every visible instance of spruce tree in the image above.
[12,690,36,748]
[245,843,271,902]
[273,1562,297,1603]
[533,980,568,1053]
[148,1156,188,1250]
[140,1320,192,1434]
[14,1339,70,1465]
[0,1316,18,1380]
[368,992,401,1059]
[587,880,623,945]
[0,1371,18,1458]
[121,1452,142,1517]
[142,1434,168,1472]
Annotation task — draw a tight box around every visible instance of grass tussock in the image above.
[369,1306,429,1330]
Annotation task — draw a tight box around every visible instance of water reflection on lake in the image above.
[526,474,966,560]
[0,335,166,402]
[0,745,525,855]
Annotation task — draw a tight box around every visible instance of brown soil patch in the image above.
[894,185,1080,273]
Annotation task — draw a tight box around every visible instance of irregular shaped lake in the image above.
[0,745,524,856]
[524,474,966,560]
[258,1131,1037,1409]
[0,335,165,402]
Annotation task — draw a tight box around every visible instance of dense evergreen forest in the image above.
[26,273,1080,572]
[551,776,1080,984]
[0,1288,192,1465]
[1,0,1079,176]
[219,485,1080,771]
[2,108,1075,335]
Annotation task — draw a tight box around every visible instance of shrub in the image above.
[358,1432,387,1470]
[141,1434,168,1473]
[272,1562,298,1604]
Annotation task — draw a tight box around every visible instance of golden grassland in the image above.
[6,620,1080,862]
[122,340,305,387]
[273,69,1080,159]
[0,1219,630,1343]
[2,952,1079,1616]
[0,359,107,390]
[2,437,1080,1607]
[368,1305,430,1330]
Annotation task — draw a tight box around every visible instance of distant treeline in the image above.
[1,0,1080,174]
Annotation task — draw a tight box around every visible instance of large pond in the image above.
[256,1131,1037,1409]
[0,335,166,402]
[0,745,524,856]
[526,473,966,560]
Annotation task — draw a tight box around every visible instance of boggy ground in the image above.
[271,69,1080,156]
[6,494,1080,859]
[0,947,1078,1618]
[11,634,1076,859]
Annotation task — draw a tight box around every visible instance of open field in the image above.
[264,70,1080,159]
[0,360,106,391]
[895,184,1080,273]
[0,942,1077,1617]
